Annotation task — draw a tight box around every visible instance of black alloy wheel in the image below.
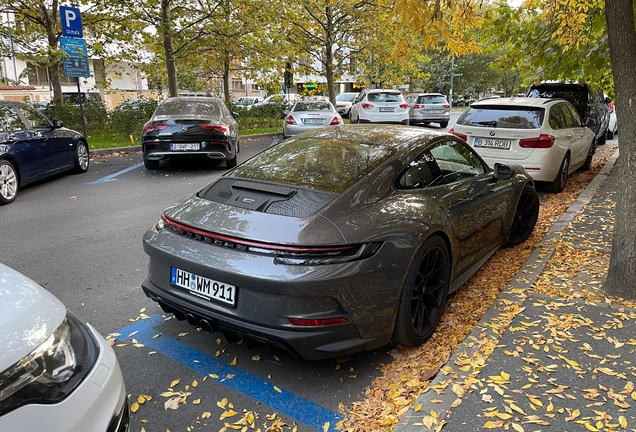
[505,185,540,247]
[545,153,570,193]
[393,235,450,346]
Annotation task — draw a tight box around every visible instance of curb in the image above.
[393,148,620,431]
[88,131,282,157]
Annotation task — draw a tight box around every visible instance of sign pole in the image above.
[77,79,88,138]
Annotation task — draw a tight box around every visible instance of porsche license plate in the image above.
[474,138,511,149]
[170,267,236,306]
[170,143,200,151]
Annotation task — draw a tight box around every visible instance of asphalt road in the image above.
[1,120,464,432]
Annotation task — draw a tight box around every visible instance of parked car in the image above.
[26,101,49,114]
[0,100,89,205]
[283,100,342,138]
[0,263,129,432]
[233,96,263,110]
[349,89,409,124]
[404,93,451,128]
[335,92,359,117]
[141,125,539,361]
[606,97,617,140]
[450,97,596,193]
[253,93,300,109]
[141,96,239,170]
[527,82,610,145]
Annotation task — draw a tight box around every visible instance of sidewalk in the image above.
[394,149,635,431]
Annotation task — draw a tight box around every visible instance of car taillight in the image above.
[449,129,467,141]
[399,103,409,109]
[442,104,450,108]
[608,102,615,112]
[289,317,349,326]
[519,134,555,148]
[285,115,297,125]
[143,124,167,133]
[414,104,425,109]
[329,116,342,125]
[201,123,229,133]
[361,103,374,109]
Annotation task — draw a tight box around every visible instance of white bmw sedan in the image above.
[449,97,596,192]
[0,263,129,432]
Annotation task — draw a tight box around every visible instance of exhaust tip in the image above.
[186,313,199,329]
[199,319,215,334]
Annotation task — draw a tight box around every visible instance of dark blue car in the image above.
[0,100,89,205]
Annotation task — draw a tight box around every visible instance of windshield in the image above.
[231,138,395,194]
[235,98,253,106]
[153,98,222,119]
[457,106,544,129]
[336,93,357,102]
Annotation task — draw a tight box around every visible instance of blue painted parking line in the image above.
[270,138,280,146]
[114,314,342,431]
[86,162,144,184]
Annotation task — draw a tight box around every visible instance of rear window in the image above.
[417,95,447,104]
[336,93,357,102]
[153,98,222,119]
[457,106,545,129]
[293,102,332,112]
[367,92,404,103]
[231,138,395,194]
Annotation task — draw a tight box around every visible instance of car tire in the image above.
[597,131,607,146]
[226,154,238,168]
[607,129,614,140]
[439,121,449,128]
[581,138,596,171]
[0,159,18,205]
[393,235,450,346]
[72,140,90,174]
[143,152,160,170]
[504,185,539,247]
[545,153,570,193]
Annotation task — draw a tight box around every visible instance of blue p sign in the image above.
[60,6,83,38]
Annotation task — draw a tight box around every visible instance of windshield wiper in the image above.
[475,120,498,126]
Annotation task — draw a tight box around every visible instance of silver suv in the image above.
[404,93,450,128]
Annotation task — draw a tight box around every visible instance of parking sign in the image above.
[60,6,83,38]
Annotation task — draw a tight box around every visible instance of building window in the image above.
[232,81,244,90]
[27,63,78,86]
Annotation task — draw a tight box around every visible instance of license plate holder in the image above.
[302,119,324,124]
[170,143,200,151]
[474,138,511,149]
[170,267,236,307]
[379,107,394,112]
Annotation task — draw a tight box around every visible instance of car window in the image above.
[417,95,447,104]
[366,92,403,103]
[0,105,26,132]
[457,106,544,129]
[429,140,486,185]
[558,104,576,128]
[293,102,332,112]
[231,138,395,194]
[336,93,357,102]
[399,140,486,189]
[17,105,51,128]
[548,105,565,130]
[566,104,582,127]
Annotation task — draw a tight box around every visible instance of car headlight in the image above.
[0,312,99,416]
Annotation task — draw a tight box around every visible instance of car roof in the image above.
[366,89,402,93]
[470,96,559,108]
[162,96,222,103]
[409,93,445,97]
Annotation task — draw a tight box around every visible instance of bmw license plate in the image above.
[379,107,394,112]
[474,138,511,149]
[170,143,200,151]
[170,267,236,307]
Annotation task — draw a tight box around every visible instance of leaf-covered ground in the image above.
[337,143,621,431]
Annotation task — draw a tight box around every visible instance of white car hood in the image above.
[0,263,66,371]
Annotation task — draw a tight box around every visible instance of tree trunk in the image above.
[223,55,231,107]
[603,0,636,299]
[44,2,63,103]
[325,6,336,105]
[162,0,179,97]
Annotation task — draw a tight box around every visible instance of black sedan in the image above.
[141,125,539,360]
[141,97,239,170]
[0,100,89,205]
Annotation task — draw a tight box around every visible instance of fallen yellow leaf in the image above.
[131,402,139,413]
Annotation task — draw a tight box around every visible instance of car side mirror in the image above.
[585,117,597,128]
[232,112,239,119]
[604,96,611,104]
[493,163,514,180]
[53,119,64,128]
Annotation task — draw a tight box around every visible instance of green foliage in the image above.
[109,98,159,139]
[46,101,109,134]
